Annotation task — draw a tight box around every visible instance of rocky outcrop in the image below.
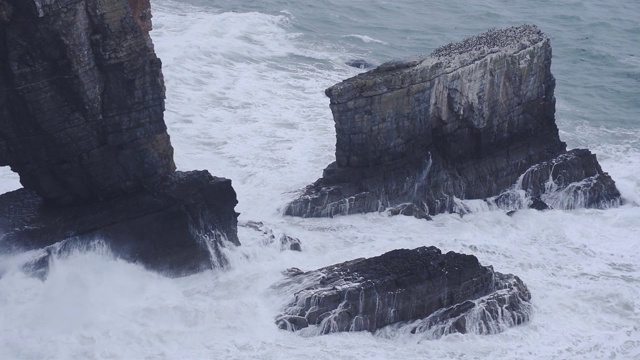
[240,221,302,252]
[0,0,173,206]
[0,0,239,276]
[285,25,621,218]
[275,247,531,337]
[2,171,239,277]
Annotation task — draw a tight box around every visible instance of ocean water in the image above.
[1,0,639,359]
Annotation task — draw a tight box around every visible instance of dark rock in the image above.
[0,171,239,276]
[285,25,621,218]
[529,197,550,211]
[388,203,432,220]
[0,0,174,206]
[280,235,302,252]
[345,59,375,69]
[0,0,240,276]
[240,221,302,252]
[274,246,531,336]
[276,315,309,331]
[402,273,531,338]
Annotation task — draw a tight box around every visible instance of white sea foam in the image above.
[0,0,639,359]
[341,34,389,45]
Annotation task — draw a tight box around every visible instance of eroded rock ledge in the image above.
[0,0,238,276]
[285,25,621,218]
[275,247,531,337]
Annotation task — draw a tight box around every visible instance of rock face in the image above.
[285,25,621,217]
[0,171,239,276]
[275,247,531,337]
[0,0,174,206]
[0,0,239,275]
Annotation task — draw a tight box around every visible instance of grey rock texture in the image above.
[285,25,620,217]
[275,246,531,336]
[240,221,302,252]
[0,0,174,205]
[0,0,240,276]
[1,171,239,277]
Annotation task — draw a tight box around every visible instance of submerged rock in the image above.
[0,0,239,275]
[240,221,302,252]
[345,59,376,69]
[275,246,531,337]
[285,25,621,218]
[388,203,432,220]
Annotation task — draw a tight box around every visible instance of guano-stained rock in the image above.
[275,247,532,337]
[285,25,621,218]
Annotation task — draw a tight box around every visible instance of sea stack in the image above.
[0,0,238,276]
[285,25,621,217]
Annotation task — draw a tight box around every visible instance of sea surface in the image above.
[1,0,639,359]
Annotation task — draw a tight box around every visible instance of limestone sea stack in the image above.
[285,25,621,218]
[275,247,532,337]
[0,0,238,276]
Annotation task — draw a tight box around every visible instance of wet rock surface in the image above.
[240,221,302,252]
[275,246,531,337]
[345,59,376,69]
[285,25,621,218]
[0,0,239,276]
[0,171,239,277]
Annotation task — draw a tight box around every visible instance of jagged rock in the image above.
[0,0,240,276]
[274,246,531,336]
[529,197,550,211]
[345,59,375,69]
[285,25,621,218]
[0,0,174,205]
[399,272,531,338]
[0,171,239,276]
[279,235,302,252]
[388,203,432,220]
[240,221,302,252]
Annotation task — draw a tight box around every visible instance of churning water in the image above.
[1,0,639,358]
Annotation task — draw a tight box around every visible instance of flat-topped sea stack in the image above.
[0,0,238,276]
[285,25,621,218]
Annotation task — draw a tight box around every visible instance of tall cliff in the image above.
[285,25,621,217]
[0,0,239,276]
[0,0,174,205]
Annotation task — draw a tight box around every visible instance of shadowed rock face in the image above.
[285,25,621,217]
[275,247,532,337]
[0,0,174,206]
[1,171,239,277]
[0,0,239,276]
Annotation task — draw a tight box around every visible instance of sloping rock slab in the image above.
[0,170,239,277]
[275,247,531,337]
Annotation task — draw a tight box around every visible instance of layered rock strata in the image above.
[0,0,173,205]
[0,0,239,275]
[275,247,531,337]
[285,25,620,217]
